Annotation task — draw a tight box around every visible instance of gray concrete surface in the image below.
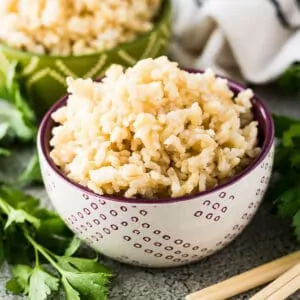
[1,84,300,299]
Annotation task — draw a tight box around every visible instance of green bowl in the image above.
[0,0,171,117]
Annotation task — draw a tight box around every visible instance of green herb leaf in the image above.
[0,147,10,156]
[34,208,73,255]
[272,114,300,138]
[0,198,40,229]
[0,100,34,144]
[64,237,82,257]
[283,124,300,147]
[56,253,111,300]
[6,278,24,295]
[290,150,300,168]
[62,277,81,300]
[18,151,42,185]
[0,60,39,184]
[6,264,33,295]
[275,187,300,219]
[28,266,59,300]
[4,61,36,128]
[0,123,9,140]
[0,71,9,99]
[0,178,111,300]
[2,224,32,265]
[293,210,300,241]
[62,271,110,300]
[5,208,40,229]
[0,146,42,186]
[0,217,4,266]
[0,185,39,211]
[269,114,300,241]
[279,63,300,94]
[57,256,111,275]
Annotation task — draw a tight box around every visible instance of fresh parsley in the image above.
[279,63,300,95]
[0,185,112,300]
[0,61,41,185]
[267,114,300,240]
[0,61,112,300]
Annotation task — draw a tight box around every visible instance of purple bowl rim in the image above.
[38,69,274,204]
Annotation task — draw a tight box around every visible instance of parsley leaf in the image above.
[272,114,300,138]
[279,63,300,95]
[293,211,300,241]
[0,186,112,300]
[18,151,42,185]
[275,186,300,219]
[64,236,82,257]
[0,147,10,156]
[3,61,36,134]
[28,266,59,300]
[0,100,33,143]
[57,255,112,300]
[6,264,32,295]
[1,223,33,265]
[0,185,39,210]
[5,208,40,229]
[0,61,42,186]
[6,278,25,295]
[283,124,300,147]
[268,114,300,241]
[0,217,4,266]
[0,61,36,147]
[62,271,110,300]
[0,61,111,300]
[34,208,73,255]
[57,256,111,275]
[25,233,112,300]
[62,277,81,300]
[0,197,40,229]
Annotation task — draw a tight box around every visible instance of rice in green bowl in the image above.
[0,0,171,117]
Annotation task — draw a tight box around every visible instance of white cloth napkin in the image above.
[170,0,300,83]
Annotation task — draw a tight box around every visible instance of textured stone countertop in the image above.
[1,84,300,300]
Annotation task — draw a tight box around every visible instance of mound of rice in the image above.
[50,56,260,198]
[0,0,162,55]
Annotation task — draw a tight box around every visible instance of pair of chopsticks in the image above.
[186,251,300,300]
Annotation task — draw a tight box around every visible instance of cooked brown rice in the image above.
[0,0,162,56]
[50,56,260,198]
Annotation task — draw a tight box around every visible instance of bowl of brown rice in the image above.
[0,0,171,117]
[38,56,275,267]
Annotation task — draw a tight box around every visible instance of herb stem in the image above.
[24,230,63,273]
[34,246,39,266]
[0,198,10,215]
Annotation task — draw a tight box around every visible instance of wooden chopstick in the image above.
[250,261,300,300]
[186,251,300,300]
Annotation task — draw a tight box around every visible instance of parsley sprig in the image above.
[279,63,300,95]
[0,65,112,299]
[0,61,41,185]
[0,186,112,300]
[267,114,300,240]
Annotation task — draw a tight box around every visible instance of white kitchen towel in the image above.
[170,0,300,83]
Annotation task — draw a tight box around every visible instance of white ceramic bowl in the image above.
[37,73,275,268]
